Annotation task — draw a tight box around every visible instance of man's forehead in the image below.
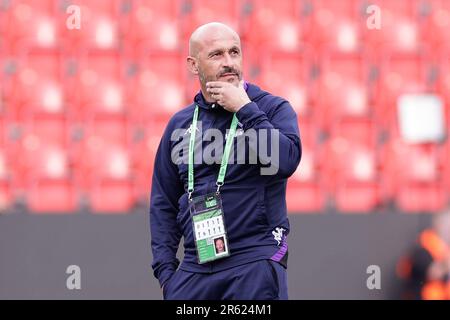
[203,36,241,52]
[189,23,241,57]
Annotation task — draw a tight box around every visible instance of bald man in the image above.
[149,23,301,300]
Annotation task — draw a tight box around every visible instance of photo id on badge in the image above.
[190,192,230,264]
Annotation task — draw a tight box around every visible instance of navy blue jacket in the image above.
[150,83,301,287]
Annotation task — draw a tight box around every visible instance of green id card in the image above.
[190,192,230,264]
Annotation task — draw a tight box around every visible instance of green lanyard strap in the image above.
[188,105,239,200]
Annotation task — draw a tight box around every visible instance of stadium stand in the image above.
[0,0,449,214]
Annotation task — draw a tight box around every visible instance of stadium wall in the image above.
[0,213,430,299]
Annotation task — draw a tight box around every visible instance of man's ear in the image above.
[187,56,199,75]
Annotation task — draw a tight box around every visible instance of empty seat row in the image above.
[1,53,449,126]
[1,117,450,214]
[1,0,450,53]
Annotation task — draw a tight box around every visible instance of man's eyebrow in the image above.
[208,48,224,56]
[207,46,240,57]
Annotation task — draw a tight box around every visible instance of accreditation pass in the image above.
[190,192,230,264]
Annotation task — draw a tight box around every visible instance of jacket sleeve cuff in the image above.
[236,102,268,130]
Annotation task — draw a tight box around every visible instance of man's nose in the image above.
[221,52,233,67]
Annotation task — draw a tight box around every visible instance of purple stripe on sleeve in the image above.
[270,236,288,262]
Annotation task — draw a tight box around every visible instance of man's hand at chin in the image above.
[206,80,251,113]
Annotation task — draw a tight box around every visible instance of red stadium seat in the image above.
[15,118,70,184]
[362,0,421,55]
[287,145,325,213]
[376,55,430,129]
[27,179,76,213]
[17,118,77,213]
[128,54,186,119]
[309,0,363,53]
[438,55,450,105]
[89,148,134,214]
[0,150,12,212]
[75,54,125,118]
[421,0,450,51]
[25,142,70,180]
[2,0,60,52]
[0,2,7,36]
[0,56,16,110]
[330,120,377,146]
[76,118,130,177]
[90,144,131,181]
[26,143,72,215]
[443,140,450,195]
[334,145,381,213]
[121,0,182,54]
[75,118,134,213]
[240,44,263,85]
[0,118,4,146]
[0,51,10,87]
[61,0,120,52]
[18,118,69,150]
[6,53,65,119]
[318,55,372,128]
[1,120,23,189]
[325,121,382,213]
[287,120,325,213]
[0,120,17,211]
[131,117,170,176]
[0,183,11,212]
[90,181,134,214]
[186,71,201,103]
[182,0,241,40]
[19,118,69,157]
[387,140,447,213]
[241,0,306,52]
[260,53,315,122]
[83,123,133,214]
[130,116,169,197]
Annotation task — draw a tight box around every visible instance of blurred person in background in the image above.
[397,208,450,300]
[149,22,301,300]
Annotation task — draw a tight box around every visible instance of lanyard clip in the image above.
[188,189,193,201]
[216,181,223,195]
